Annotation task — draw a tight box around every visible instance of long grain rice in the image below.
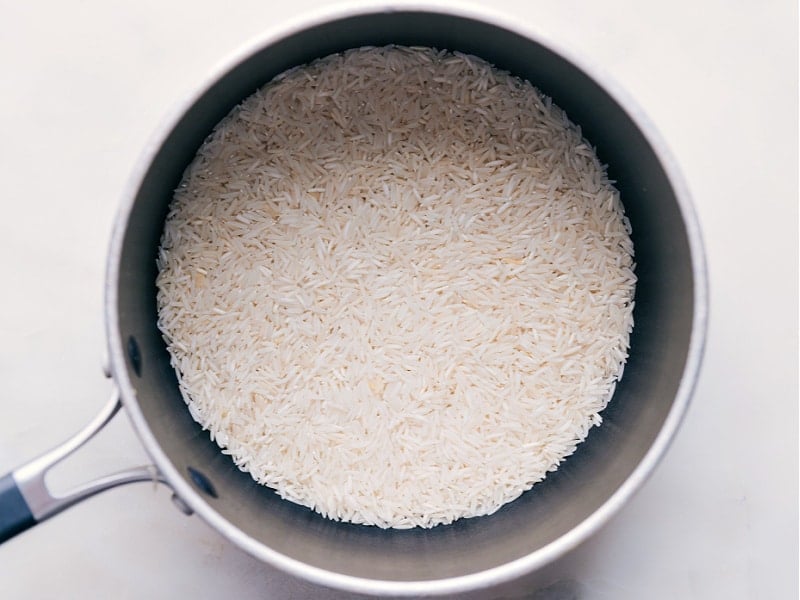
[156,46,636,529]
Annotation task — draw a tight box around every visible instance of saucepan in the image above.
[0,4,707,597]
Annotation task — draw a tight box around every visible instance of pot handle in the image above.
[0,390,167,544]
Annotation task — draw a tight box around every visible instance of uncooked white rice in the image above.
[156,46,636,529]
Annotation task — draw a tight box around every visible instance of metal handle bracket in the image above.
[10,390,167,523]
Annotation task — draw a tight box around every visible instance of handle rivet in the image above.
[127,336,142,377]
[187,467,217,498]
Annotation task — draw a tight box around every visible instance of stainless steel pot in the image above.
[0,4,707,597]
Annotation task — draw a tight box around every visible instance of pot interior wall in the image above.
[113,11,695,582]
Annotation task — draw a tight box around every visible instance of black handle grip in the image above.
[0,473,36,543]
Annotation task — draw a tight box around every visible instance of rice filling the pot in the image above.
[155,46,636,529]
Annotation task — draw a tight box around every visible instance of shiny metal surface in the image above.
[105,3,707,596]
[12,391,167,523]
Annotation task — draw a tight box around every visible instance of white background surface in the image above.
[0,1,796,598]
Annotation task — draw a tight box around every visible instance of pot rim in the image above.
[105,1,708,595]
